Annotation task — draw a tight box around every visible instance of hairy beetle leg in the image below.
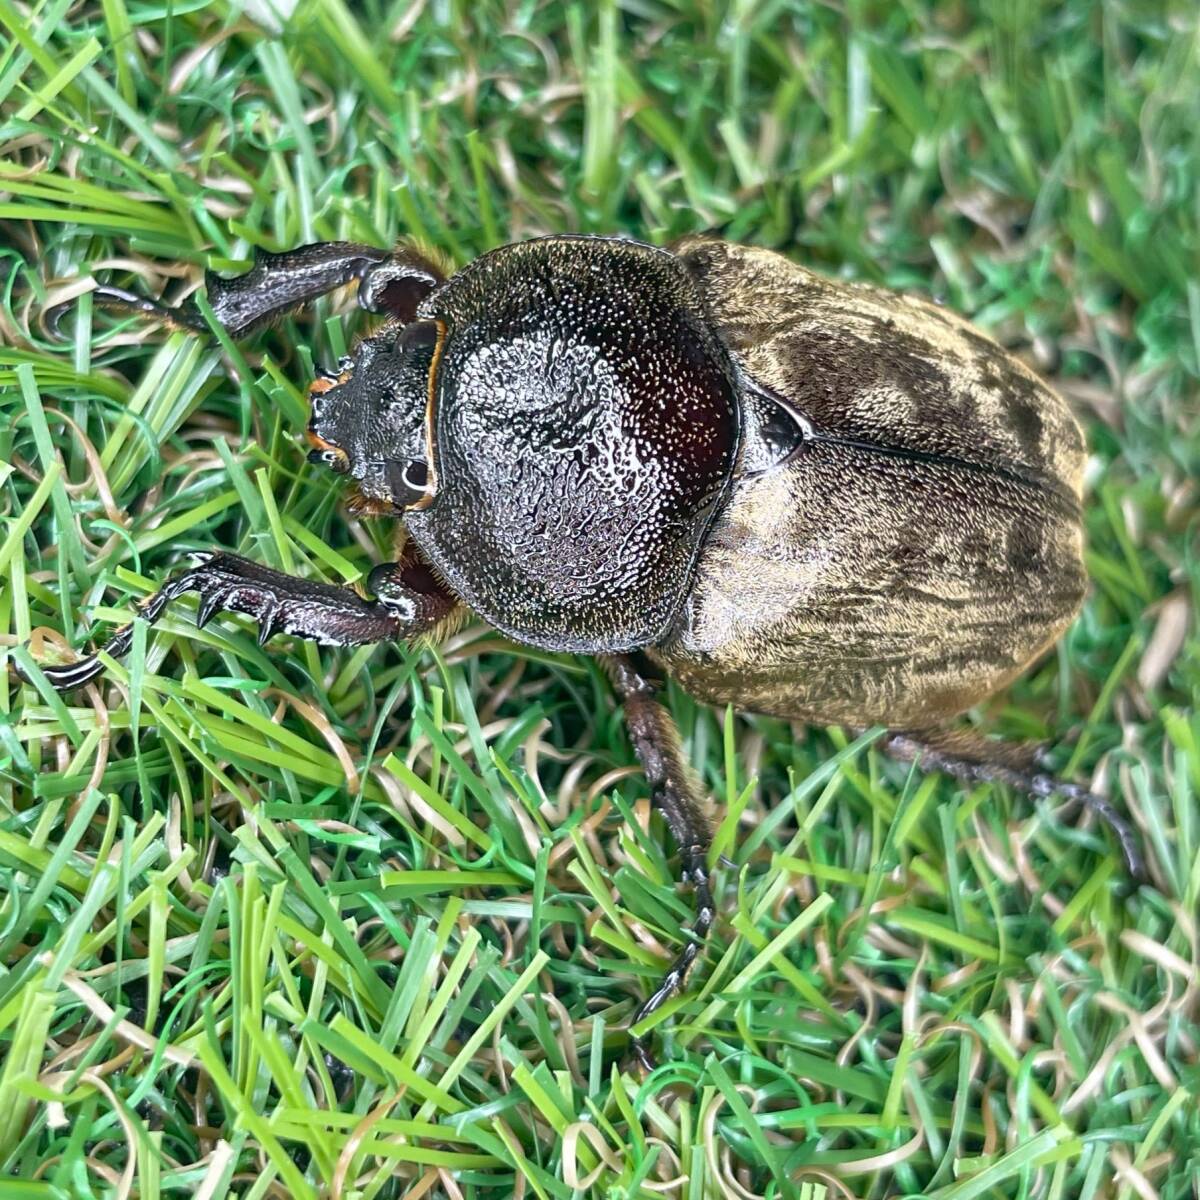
[20,551,455,693]
[607,654,716,1069]
[883,731,1144,878]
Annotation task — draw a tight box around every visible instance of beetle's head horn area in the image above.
[305,321,442,513]
[403,236,741,653]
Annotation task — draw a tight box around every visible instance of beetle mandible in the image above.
[28,234,1140,1067]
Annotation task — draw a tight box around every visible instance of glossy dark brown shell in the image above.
[407,236,740,652]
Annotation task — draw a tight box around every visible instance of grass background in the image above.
[1,1,1198,1197]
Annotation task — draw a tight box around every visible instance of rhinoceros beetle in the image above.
[29,234,1140,1067]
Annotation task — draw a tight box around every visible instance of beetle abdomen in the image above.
[652,239,1088,727]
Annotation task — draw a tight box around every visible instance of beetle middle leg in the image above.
[22,547,457,692]
[606,653,715,1070]
[883,729,1143,876]
[47,240,446,339]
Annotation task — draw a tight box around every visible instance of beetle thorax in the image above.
[447,330,688,601]
[403,235,743,652]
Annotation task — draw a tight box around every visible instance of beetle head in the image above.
[305,321,442,514]
[403,236,741,653]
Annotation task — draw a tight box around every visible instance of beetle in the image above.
[27,233,1140,1066]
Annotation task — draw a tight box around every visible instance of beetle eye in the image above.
[398,320,439,354]
[386,458,431,508]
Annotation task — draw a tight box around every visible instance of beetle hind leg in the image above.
[625,848,715,1071]
[883,730,1143,877]
[607,654,716,1070]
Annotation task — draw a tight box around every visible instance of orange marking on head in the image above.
[306,429,350,473]
[306,429,339,452]
[309,362,353,397]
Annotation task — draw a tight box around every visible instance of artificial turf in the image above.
[1,2,1197,1197]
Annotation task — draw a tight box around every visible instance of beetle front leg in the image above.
[21,550,457,692]
[606,654,715,1070]
[883,730,1143,877]
[47,241,445,339]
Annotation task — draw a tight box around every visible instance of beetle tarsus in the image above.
[19,552,456,692]
[1026,775,1143,880]
[18,627,136,692]
[628,848,716,1070]
[608,654,716,1064]
[45,285,208,339]
[883,731,1144,877]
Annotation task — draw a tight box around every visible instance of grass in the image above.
[1,1,1197,1197]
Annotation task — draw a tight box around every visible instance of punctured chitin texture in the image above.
[405,235,742,653]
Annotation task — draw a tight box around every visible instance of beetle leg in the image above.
[46,242,445,340]
[19,549,456,693]
[356,248,445,323]
[606,654,715,1070]
[883,730,1143,878]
